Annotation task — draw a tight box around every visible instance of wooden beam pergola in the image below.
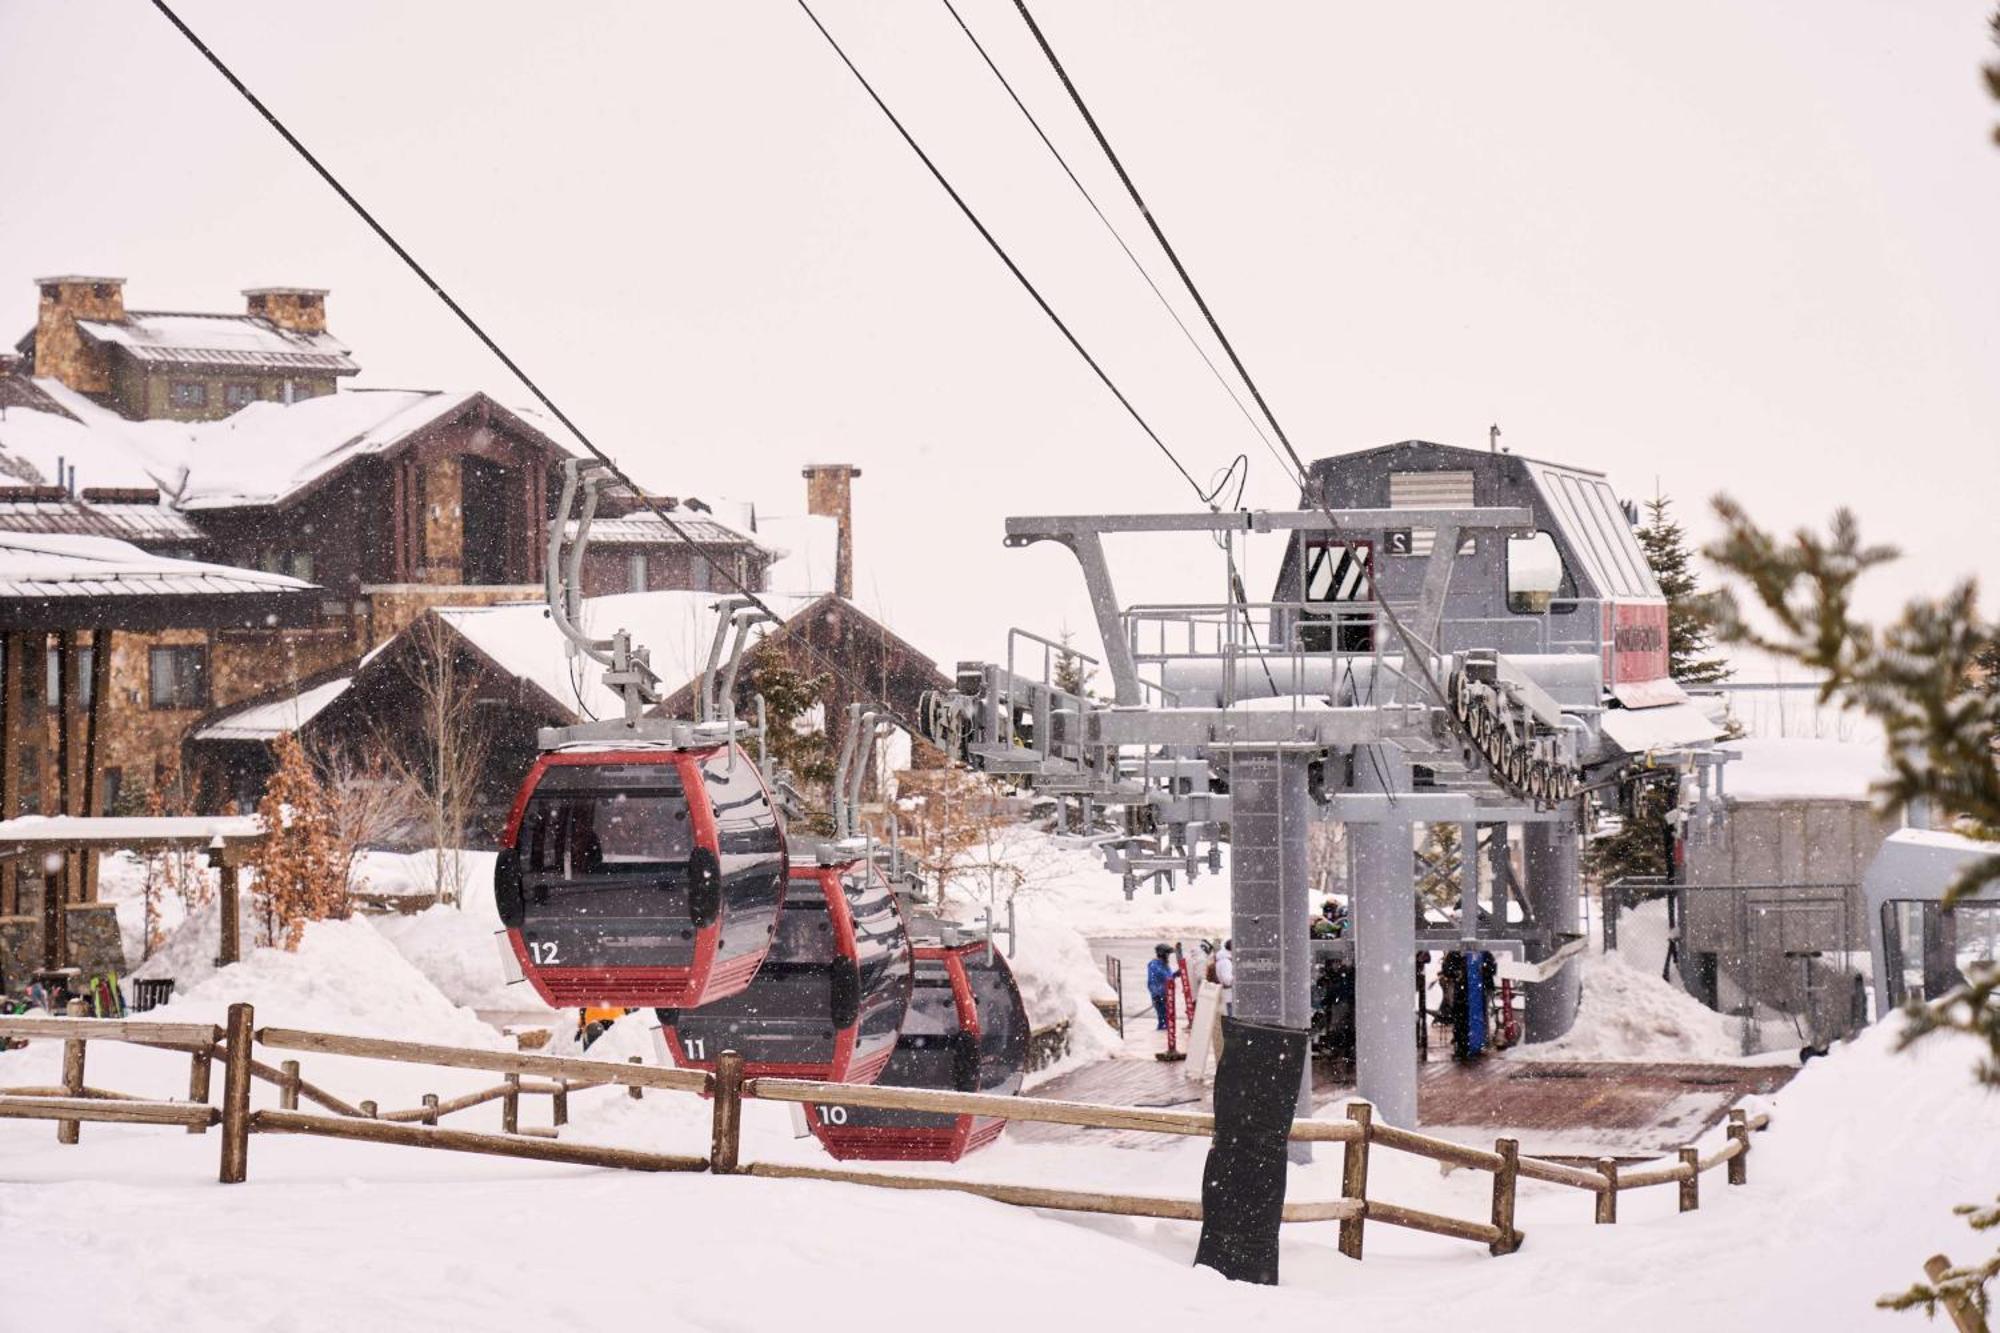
[0,815,268,971]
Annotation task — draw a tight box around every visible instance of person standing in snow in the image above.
[1146,943,1176,1030]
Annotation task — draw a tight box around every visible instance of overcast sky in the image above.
[2,1,1994,671]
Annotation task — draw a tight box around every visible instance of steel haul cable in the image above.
[937,0,1284,476]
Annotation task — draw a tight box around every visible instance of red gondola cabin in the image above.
[658,855,914,1083]
[495,745,787,1008]
[807,940,1029,1162]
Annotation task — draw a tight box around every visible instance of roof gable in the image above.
[0,382,571,513]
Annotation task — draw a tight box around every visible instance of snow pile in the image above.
[353,848,498,901]
[126,887,262,989]
[1513,950,1747,1062]
[985,822,1232,938]
[1003,910,1121,1074]
[159,916,505,1050]
[372,902,555,1017]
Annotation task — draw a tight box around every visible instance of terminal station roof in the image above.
[0,531,317,631]
[1521,459,1660,601]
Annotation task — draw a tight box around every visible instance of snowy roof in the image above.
[436,589,822,721]
[194,675,354,742]
[1720,737,1893,802]
[757,513,840,597]
[0,530,312,603]
[74,311,358,375]
[0,382,568,511]
[566,511,771,551]
[0,495,204,545]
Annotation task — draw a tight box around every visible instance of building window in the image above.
[149,645,209,710]
[224,383,258,410]
[17,751,39,815]
[1506,532,1567,614]
[43,644,94,708]
[170,382,208,409]
[286,550,314,582]
[102,768,125,815]
[626,552,647,594]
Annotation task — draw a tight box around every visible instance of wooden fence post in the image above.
[1678,1146,1700,1213]
[1594,1158,1619,1224]
[502,1074,520,1133]
[553,1079,569,1128]
[217,862,241,967]
[422,1093,440,1127]
[1925,1254,1991,1333]
[627,1055,644,1100]
[1489,1137,1521,1255]
[187,1046,213,1135]
[1338,1101,1372,1260]
[1727,1109,1749,1185]
[218,1002,254,1184]
[710,1051,744,1175]
[279,1060,300,1111]
[57,998,88,1145]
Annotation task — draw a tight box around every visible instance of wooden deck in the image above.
[1018,1050,1796,1155]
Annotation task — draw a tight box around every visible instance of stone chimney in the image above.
[33,276,125,394]
[244,286,328,335]
[801,463,861,599]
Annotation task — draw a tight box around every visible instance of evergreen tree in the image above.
[743,641,836,829]
[1584,775,1676,887]
[1585,494,1728,886]
[1704,495,2000,1320]
[1052,628,1095,699]
[1637,494,1730,684]
[1987,5,1999,147]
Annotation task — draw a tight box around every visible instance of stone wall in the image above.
[801,464,860,599]
[31,278,123,395]
[420,456,465,583]
[0,903,125,988]
[245,288,327,335]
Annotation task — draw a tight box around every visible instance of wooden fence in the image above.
[0,1003,1779,1263]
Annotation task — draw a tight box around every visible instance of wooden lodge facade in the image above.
[0,276,774,820]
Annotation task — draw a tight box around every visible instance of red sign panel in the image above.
[1607,601,1669,684]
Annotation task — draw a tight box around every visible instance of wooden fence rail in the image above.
[0,1007,1777,1258]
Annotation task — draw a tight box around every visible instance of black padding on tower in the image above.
[1193,1017,1307,1285]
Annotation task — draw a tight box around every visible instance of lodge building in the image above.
[0,276,779,815]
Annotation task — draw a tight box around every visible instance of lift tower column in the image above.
[1522,807,1583,1041]
[1348,746,1420,1128]
[1224,746,1316,1160]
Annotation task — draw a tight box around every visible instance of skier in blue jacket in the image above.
[1146,944,1177,1030]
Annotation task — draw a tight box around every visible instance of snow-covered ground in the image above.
[17,819,1989,1328]
[1,914,1993,1331]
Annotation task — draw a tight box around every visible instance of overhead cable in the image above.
[939,0,1285,475]
[794,0,1206,500]
[147,0,918,733]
